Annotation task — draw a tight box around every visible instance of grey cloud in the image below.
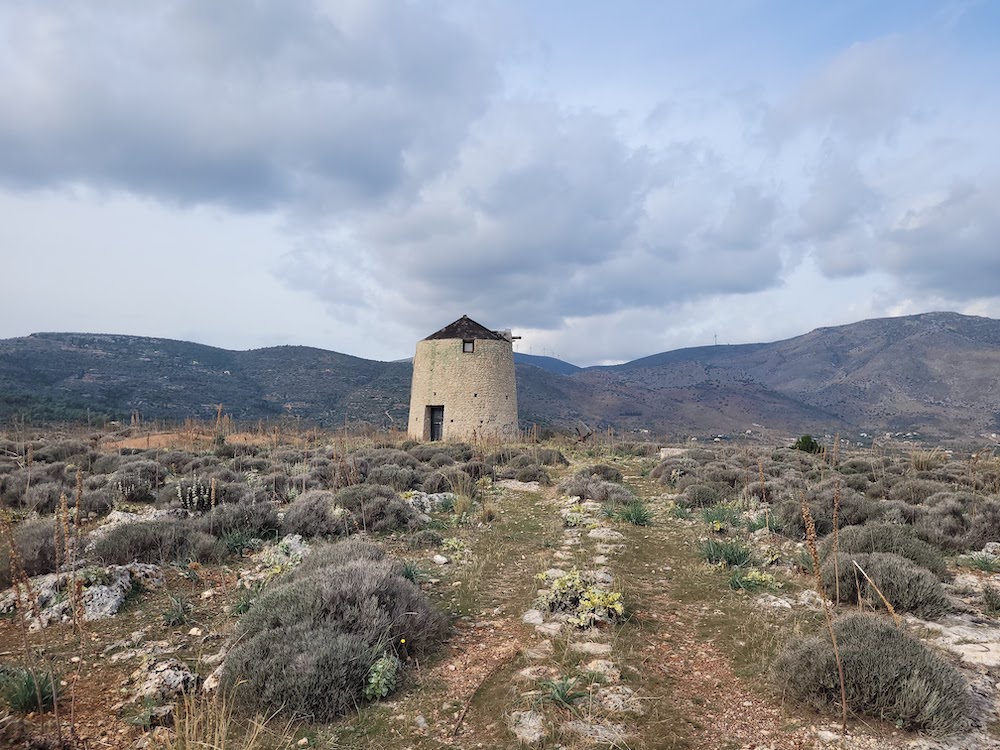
[884,181,1000,298]
[764,36,919,145]
[305,103,787,336]
[795,153,881,277]
[0,1,496,211]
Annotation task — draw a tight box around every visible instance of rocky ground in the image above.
[2,439,1000,749]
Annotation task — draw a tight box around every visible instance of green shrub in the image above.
[792,435,822,454]
[1,667,56,713]
[363,651,402,701]
[983,584,1000,616]
[729,567,780,591]
[616,500,652,526]
[700,504,743,531]
[821,523,948,580]
[772,613,973,735]
[162,594,192,626]
[700,538,752,568]
[821,553,949,619]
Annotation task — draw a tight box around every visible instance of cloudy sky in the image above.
[1,1,998,365]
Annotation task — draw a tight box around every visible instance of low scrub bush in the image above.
[92,520,225,565]
[0,518,62,589]
[679,483,723,508]
[460,461,492,481]
[513,464,551,484]
[408,443,473,463]
[195,500,280,539]
[423,468,474,496]
[222,538,446,720]
[889,479,949,505]
[560,477,635,505]
[334,484,420,533]
[282,490,354,538]
[427,453,455,468]
[536,569,624,627]
[534,448,569,466]
[772,613,973,735]
[776,481,877,538]
[405,529,443,549]
[821,552,949,618]
[366,465,422,492]
[21,481,70,514]
[364,448,421,470]
[578,464,623,483]
[822,523,948,580]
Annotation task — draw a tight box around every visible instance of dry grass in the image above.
[156,692,299,750]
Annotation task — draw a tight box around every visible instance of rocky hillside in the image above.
[3,312,1000,439]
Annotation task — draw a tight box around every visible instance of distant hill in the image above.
[3,312,1000,439]
[0,333,410,428]
[513,353,581,375]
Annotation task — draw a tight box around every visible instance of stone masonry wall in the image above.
[407,337,518,441]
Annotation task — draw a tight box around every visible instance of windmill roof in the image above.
[424,315,506,341]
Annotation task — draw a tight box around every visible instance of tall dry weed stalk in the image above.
[832,479,841,606]
[852,561,902,626]
[801,498,848,732]
[758,458,769,530]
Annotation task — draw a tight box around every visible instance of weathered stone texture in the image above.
[407,335,518,441]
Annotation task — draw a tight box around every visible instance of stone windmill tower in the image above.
[407,315,519,441]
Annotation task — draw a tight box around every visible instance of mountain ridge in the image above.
[3,311,1000,440]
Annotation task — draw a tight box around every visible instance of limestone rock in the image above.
[523,640,554,660]
[509,710,546,745]
[596,685,643,714]
[569,641,612,656]
[521,609,544,625]
[562,720,627,744]
[132,659,199,702]
[587,528,625,542]
[582,659,620,683]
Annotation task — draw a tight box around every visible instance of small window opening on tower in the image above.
[462,339,474,353]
